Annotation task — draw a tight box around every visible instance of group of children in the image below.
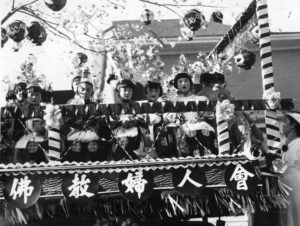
[1,70,265,164]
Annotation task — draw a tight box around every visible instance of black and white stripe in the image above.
[256,0,281,153]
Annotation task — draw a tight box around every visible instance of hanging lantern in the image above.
[72,52,88,68]
[180,27,195,41]
[248,25,260,45]
[27,21,47,46]
[210,10,223,23]
[44,0,67,11]
[183,9,206,31]
[140,9,154,25]
[234,50,256,70]
[7,20,27,43]
[1,27,8,47]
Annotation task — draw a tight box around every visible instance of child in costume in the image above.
[169,72,218,157]
[67,68,96,105]
[107,79,149,161]
[14,118,48,164]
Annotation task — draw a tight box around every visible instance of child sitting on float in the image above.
[163,72,218,157]
[198,72,264,156]
[67,68,95,105]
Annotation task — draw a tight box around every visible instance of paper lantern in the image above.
[183,9,206,31]
[7,20,27,43]
[44,0,67,11]
[211,10,223,23]
[140,9,154,25]
[72,52,88,68]
[1,27,8,47]
[27,21,47,45]
[234,50,256,70]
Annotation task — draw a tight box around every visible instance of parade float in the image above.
[0,0,295,225]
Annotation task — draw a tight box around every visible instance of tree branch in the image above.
[1,0,39,24]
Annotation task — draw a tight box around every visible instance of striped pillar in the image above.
[216,116,230,155]
[256,0,281,153]
[48,127,61,160]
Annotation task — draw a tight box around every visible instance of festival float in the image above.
[0,0,295,225]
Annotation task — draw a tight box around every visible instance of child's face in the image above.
[32,120,45,134]
[27,89,41,105]
[177,78,191,94]
[119,87,133,100]
[72,77,81,92]
[16,85,27,102]
[146,87,160,102]
[78,82,93,100]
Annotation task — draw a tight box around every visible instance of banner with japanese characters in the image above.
[62,173,99,204]
[224,163,260,195]
[172,167,207,196]
[118,170,154,202]
[3,175,41,209]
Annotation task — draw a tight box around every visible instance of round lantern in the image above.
[44,0,67,11]
[72,52,88,68]
[27,21,47,45]
[1,27,8,47]
[140,9,154,25]
[210,10,223,23]
[7,20,27,43]
[234,50,256,70]
[180,27,195,41]
[183,9,206,31]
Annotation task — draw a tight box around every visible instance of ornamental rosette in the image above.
[263,91,281,109]
[43,104,62,129]
[216,99,235,121]
[272,158,287,174]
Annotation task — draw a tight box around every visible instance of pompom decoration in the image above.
[43,104,62,129]
[248,25,260,45]
[183,9,206,31]
[263,91,281,109]
[140,9,154,25]
[7,20,27,43]
[210,10,223,23]
[72,52,88,68]
[272,158,287,174]
[44,0,67,11]
[234,50,256,70]
[180,27,195,41]
[216,99,235,121]
[1,27,8,47]
[27,21,47,45]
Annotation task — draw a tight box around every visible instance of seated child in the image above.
[67,76,95,105]
[115,79,135,103]
[14,82,28,106]
[170,72,217,157]
[14,118,48,164]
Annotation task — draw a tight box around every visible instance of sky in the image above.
[0,0,300,106]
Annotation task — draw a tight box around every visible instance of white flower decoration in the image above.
[216,99,235,121]
[43,104,62,129]
[263,92,281,109]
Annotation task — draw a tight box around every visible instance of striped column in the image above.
[256,0,281,153]
[216,116,230,155]
[48,127,61,160]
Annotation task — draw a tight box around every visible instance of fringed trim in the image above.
[0,185,288,225]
